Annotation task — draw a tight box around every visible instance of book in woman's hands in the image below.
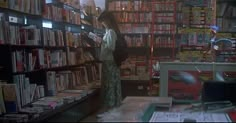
[88,32,102,44]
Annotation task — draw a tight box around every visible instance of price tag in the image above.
[9,16,18,23]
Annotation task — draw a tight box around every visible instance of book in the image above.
[88,32,102,44]
[32,97,63,110]
[0,84,6,114]
[46,71,56,96]
[2,84,21,113]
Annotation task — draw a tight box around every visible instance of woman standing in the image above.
[97,11,122,114]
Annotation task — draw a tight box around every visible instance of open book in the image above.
[88,32,102,44]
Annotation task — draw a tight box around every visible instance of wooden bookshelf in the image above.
[0,0,103,121]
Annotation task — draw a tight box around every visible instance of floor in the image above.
[80,108,106,122]
[80,111,99,122]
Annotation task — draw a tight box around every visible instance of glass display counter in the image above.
[159,62,236,102]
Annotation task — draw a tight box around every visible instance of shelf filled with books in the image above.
[0,0,103,121]
[176,0,216,62]
[107,0,219,97]
[108,0,152,83]
[148,0,178,96]
[107,0,179,96]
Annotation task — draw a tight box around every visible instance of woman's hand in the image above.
[88,32,102,44]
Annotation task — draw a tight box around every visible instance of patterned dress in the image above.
[100,29,122,108]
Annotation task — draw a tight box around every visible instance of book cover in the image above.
[2,84,21,113]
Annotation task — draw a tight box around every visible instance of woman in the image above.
[97,11,122,114]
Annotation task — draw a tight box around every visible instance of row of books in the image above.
[153,24,177,34]
[0,20,41,45]
[13,75,45,107]
[68,50,95,66]
[113,12,177,24]
[47,71,70,96]
[62,9,81,25]
[11,49,67,73]
[47,64,101,96]
[123,34,177,48]
[43,28,64,47]
[154,13,175,23]
[153,2,176,11]
[65,31,80,47]
[154,37,176,48]
[0,88,91,122]
[0,0,42,15]
[114,12,152,23]
[108,0,182,12]
[0,18,98,48]
[0,80,44,114]
[0,85,96,121]
[66,32,102,48]
[124,35,150,47]
[124,35,176,48]
[43,4,81,25]
[108,1,151,12]
[119,24,151,33]
[120,56,149,80]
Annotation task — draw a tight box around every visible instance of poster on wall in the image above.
[168,70,213,101]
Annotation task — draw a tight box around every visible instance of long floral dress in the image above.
[100,29,122,107]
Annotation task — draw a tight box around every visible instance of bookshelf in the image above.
[107,0,179,97]
[0,0,103,121]
[107,0,152,97]
[176,0,216,62]
[149,0,178,96]
[107,0,219,97]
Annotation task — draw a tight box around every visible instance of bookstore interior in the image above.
[0,0,236,122]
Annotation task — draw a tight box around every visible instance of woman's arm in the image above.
[103,29,117,51]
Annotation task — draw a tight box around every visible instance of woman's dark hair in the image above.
[98,11,120,35]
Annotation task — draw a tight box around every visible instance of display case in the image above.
[159,62,236,102]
